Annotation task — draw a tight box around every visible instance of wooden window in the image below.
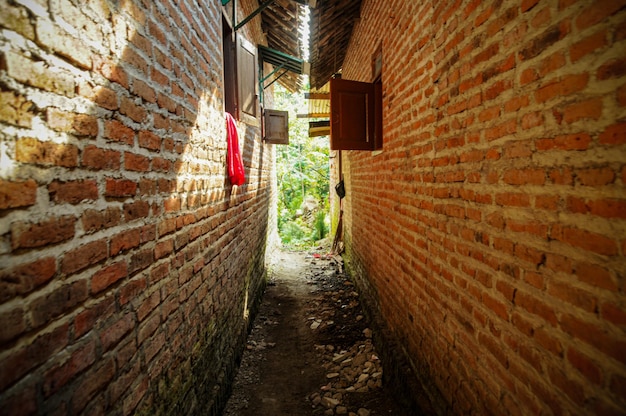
[330,78,382,150]
[264,109,289,144]
[238,36,258,117]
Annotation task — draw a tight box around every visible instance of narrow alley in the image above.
[223,249,418,416]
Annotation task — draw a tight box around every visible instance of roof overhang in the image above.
[308,0,362,89]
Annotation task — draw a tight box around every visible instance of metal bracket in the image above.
[235,0,276,31]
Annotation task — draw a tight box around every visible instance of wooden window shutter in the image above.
[330,78,376,150]
[237,36,258,117]
[264,109,289,144]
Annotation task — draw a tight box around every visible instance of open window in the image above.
[330,78,382,150]
[264,109,288,144]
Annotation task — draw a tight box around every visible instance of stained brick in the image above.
[0,179,37,209]
[49,180,98,204]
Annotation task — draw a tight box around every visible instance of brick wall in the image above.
[0,1,275,414]
[337,0,626,414]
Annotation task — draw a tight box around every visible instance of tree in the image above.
[274,83,329,247]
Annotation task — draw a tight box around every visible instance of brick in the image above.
[575,0,626,30]
[110,228,141,256]
[132,78,156,103]
[12,215,76,250]
[562,97,602,123]
[4,51,75,96]
[551,224,618,256]
[71,357,115,414]
[30,279,88,327]
[514,290,558,326]
[537,51,566,77]
[120,96,147,123]
[93,55,129,88]
[577,262,617,291]
[78,84,118,110]
[519,25,562,61]
[91,261,128,293]
[567,347,603,385]
[598,122,626,145]
[561,313,626,365]
[36,19,92,69]
[121,47,148,75]
[105,119,135,145]
[535,74,589,103]
[0,89,35,127]
[0,306,26,344]
[48,180,98,204]
[152,157,172,172]
[521,111,543,129]
[601,301,626,327]
[124,151,150,172]
[138,130,161,150]
[120,276,147,307]
[16,137,79,168]
[576,167,615,186]
[503,168,545,185]
[155,238,174,260]
[0,179,37,209]
[0,257,56,303]
[124,200,150,221]
[43,339,97,397]
[82,207,122,233]
[570,29,607,62]
[495,192,530,207]
[74,295,116,338]
[61,239,108,275]
[536,133,591,151]
[164,196,181,212]
[82,146,121,170]
[105,178,137,198]
[0,323,69,391]
[484,119,516,141]
[47,108,98,137]
[0,2,35,40]
[547,280,597,313]
[157,92,177,113]
[597,57,626,80]
[129,248,153,274]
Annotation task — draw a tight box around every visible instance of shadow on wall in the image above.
[0,0,270,414]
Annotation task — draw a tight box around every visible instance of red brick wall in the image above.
[0,1,274,414]
[337,0,626,414]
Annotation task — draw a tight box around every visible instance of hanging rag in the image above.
[225,112,245,186]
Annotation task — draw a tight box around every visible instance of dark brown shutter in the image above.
[330,78,376,150]
[237,36,257,117]
[264,109,289,144]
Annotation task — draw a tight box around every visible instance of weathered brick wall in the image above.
[0,0,275,414]
[338,0,626,414]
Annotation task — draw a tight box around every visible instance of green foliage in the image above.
[273,83,330,248]
[313,210,328,241]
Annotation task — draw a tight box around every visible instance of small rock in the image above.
[357,409,370,416]
[327,372,340,379]
[322,397,340,409]
[336,406,348,414]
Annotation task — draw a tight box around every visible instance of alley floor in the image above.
[222,249,415,416]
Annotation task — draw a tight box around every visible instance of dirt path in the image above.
[223,249,415,416]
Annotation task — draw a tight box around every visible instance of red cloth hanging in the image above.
[225,112,245,186]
